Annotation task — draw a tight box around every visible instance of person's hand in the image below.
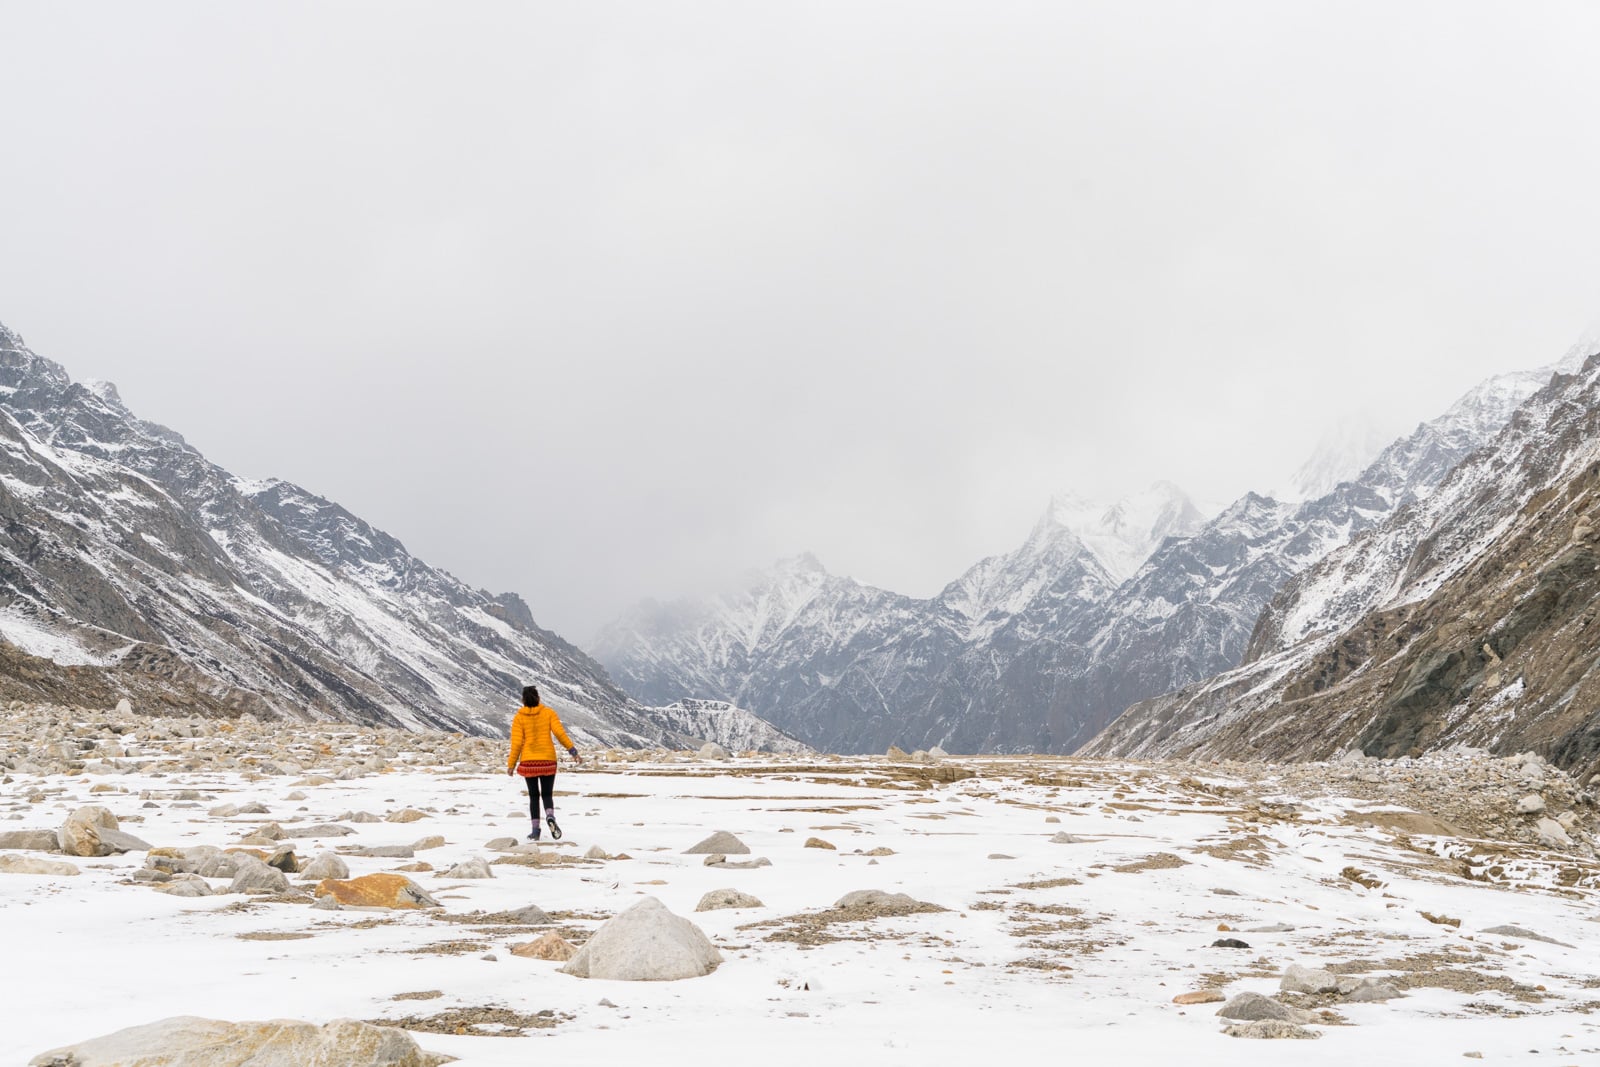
[568,746,581,765]
[506,767,514,777]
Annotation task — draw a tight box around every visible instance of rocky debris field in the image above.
[4,702,1600,1065]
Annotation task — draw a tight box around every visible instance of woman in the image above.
[506,684,581,840]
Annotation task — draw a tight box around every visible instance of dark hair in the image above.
[522,684,539,708]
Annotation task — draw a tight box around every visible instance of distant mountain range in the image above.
[0,321,804,752]
[596,354,1580,756]
[1088,350,1600,777]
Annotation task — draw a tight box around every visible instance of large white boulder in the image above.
[561,897,722,981]
[28,1016,453,1066]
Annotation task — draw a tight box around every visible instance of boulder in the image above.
[804,837,836,850]
[584,845,611,860]
[684,831,750,855]
[1172,990,1225,1005]
[695,888,764,912]
[386,809,429,823]
[511,932,577,962]
[229,858,291,895]
[1340,977,1403,1002]
[1535,817,1572,848]
[0,829,63,851]
[1222,1020,1320,1040]
[411,836,446,851]
[353,845,415,859]
[27,1015,454,1066]
[0,854,79,876]
[484,837,520,850]
[560,897,722,981]
[834,890,924,913]
[155,874,214,898]
[441,857,493,879]
[1280,964,1340,994]
[59,806,137,857]
[697,742,730,760]
[299,853,350,881]
[928,746,949,759]
[702,855,771,869]
[314,874,440,910]
[1517,794,1546,815]
[267,849,299,874]
[1480,924,1574,947]
[1216,992,1315,1024]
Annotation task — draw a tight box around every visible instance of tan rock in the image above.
[314,873,440,909]
[1173,990,1226,1005]
[0,854,80,876]
[387,809,429,823]
[510,932,577,962]
[27,1016,454,1066]
[58,805,118,857]
[804,837,836,850]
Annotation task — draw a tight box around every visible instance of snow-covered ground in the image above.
[4,737,1599,1065]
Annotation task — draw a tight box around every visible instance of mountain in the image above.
[597,362,1568,755]
[1280,414,1393,502]
[0,321,793,750]
[594,483,1210,753]
[1086,351,1600,775]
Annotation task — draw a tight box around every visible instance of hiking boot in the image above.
[526,824,541,842]
[546,814,562,840]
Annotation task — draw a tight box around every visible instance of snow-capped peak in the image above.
[1034,482,1208,583]
[1277,413,1395,503]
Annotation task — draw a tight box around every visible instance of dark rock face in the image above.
[0,321,710,745]
[1088,353,1600,777]
[595,368,1554,755]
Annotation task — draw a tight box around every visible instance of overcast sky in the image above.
[3,2,1600,641]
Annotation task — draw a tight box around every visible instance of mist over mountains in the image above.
[595,351,1584,756]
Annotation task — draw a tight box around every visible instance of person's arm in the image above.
[507,717,524,774]
[550,711,579,762]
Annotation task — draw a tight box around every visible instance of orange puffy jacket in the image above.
[507,704,576,770]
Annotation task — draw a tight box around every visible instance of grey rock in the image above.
[695,888,764,912]
[441,857,493,879]
[1517,793,1546,814]
[228,858,291,894]
[299,853,350,881]
[0,829,63,851]
[697,742,730,760]
[684,831,750,855]
[155,874,214,897]
[1339,977,1403,1002]
[1216,992,1315,1023]
[1534,817,1572,847]
[1280,964,1339,994]
[484,837,520,850]
[1481,924,1574,947]
[560,897,722,981]
[353,845,415,859]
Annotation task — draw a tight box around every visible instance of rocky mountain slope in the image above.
[597,364,1563,755]
[0,322,791,750]
[1087,352,1600,777]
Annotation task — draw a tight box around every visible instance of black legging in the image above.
[526,774,555,820]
